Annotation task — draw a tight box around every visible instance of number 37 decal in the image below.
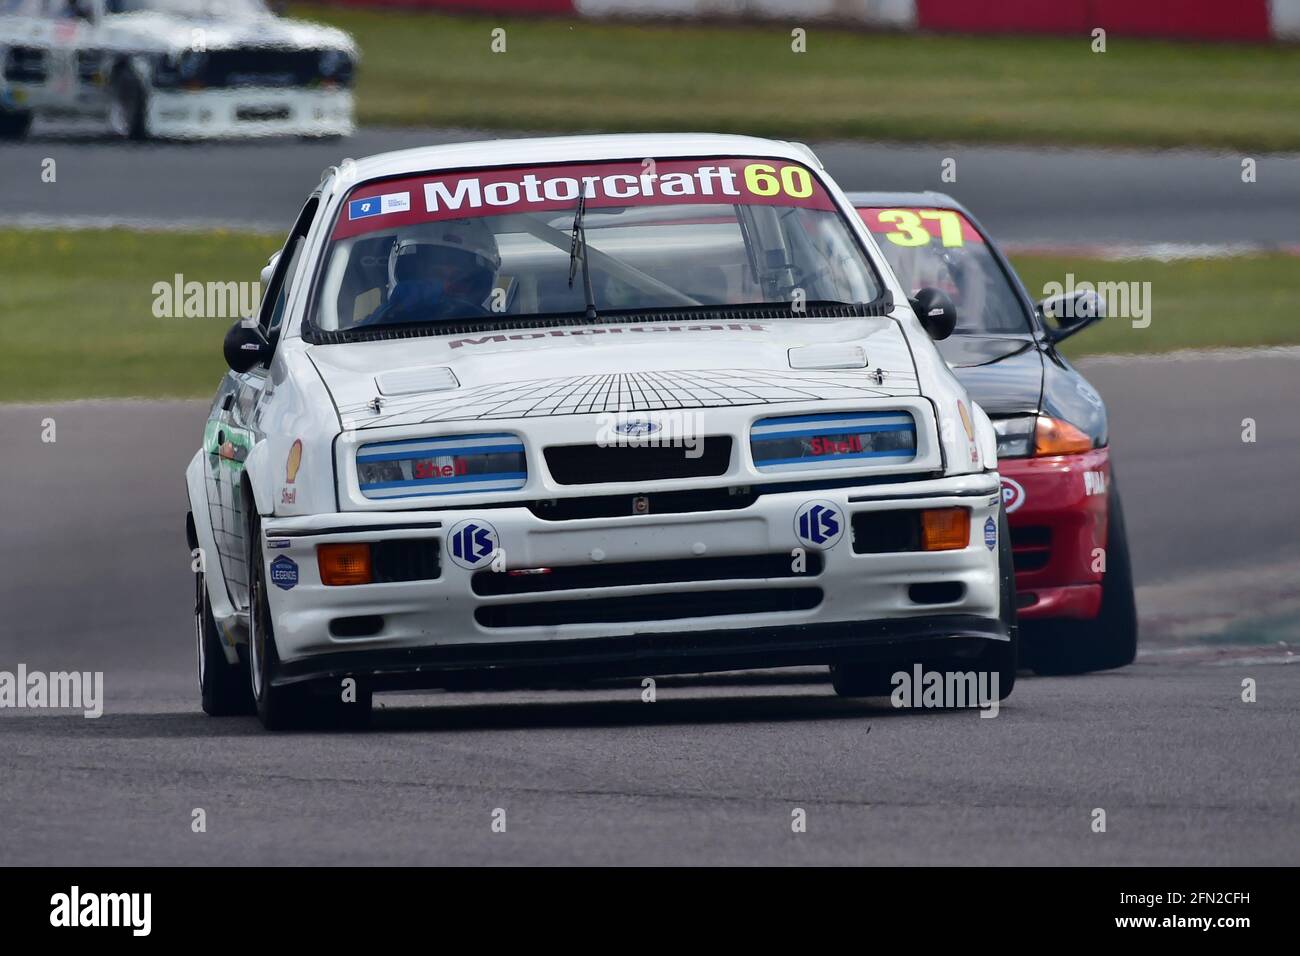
[875,208,967,248]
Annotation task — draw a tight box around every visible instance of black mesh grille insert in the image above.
[852,510,923,554]
[1011,526,1052,573]
[372,538,441,583]
[475,588,823,628]
[544,438,732,485]
[473,552,823,596]
[529,486,756,519]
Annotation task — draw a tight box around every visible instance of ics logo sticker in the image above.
[1000,477,1025,513]
[448,518,499,570]
[269,555,298,591]
[984,517,998,551]
[795,499,843,549]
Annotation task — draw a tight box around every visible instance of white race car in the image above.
[184,133,1017,729]
[0,0,354,140]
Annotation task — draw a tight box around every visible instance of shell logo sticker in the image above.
[957,401,974,441]
[1000,477,1026,513]
[957,401,980,465]
[286,439,303,483]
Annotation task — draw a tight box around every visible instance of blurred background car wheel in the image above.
[108,68,149,140]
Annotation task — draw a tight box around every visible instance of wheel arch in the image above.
[242,440,276,517]
[185,450,240,664]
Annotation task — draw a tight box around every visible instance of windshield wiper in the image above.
[567,192,599,321]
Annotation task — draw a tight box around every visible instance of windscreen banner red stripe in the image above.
[331,158,834,239]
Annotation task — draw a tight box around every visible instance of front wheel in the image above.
[831,507,1018,703]
[247,509,372,730]
[832,512,1013,707]
[196,569,254,715]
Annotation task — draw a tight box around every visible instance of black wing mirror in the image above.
[909,287,957,341]
[223,320,271,373]
[1038,289,1106,342]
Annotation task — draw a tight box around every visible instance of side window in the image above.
[256,196,318,344]
[263,237,305,338]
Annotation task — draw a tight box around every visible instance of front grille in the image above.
[544,438,732,484]
[475,588,823,628]
[473,552,823,596]
[372,538,441,583]
[1011,527,1052,573]
[5,47,46,82]
[529,485,756,520]
[199,48,353,89]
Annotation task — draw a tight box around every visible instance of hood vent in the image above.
[375,366,459,396]
[788,344,868,370]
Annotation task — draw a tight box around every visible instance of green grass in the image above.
[0,229,279,401]
[1009,254,1300,355]
[1,229,1295,401]
[292,5,1300,150]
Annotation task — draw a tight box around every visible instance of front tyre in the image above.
[831,507,1018,703]
[196,569,254,715]
[247,509,373,730]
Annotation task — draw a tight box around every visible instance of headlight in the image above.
[992,415,1093,458]
[356,434,526,500]
[991,416,1035,458]
[318,49,353,84]
[750,411,916,472]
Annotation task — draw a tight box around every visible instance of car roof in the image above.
[843,191,972,215]
[336,133,825,186]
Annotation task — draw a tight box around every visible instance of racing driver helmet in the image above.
[386,218,501,313]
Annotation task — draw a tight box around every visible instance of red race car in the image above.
[849,193,1138,674]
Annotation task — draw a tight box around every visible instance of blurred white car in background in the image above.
[0,0,355,139]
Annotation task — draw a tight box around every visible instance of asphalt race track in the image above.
[1,351,1296,865]
[3,127,1299,246]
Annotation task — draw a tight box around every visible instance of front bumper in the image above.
[147,87,353,138]
[1000,447,1110,620]
[260,473,1007,686]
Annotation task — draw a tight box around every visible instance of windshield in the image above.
[856,207,1031,334]
[106,0,269,16]
[313,158,883,333]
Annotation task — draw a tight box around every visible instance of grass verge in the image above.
[0,229,279,402]
[293,5,1300,151]
[0,229,1294,401]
